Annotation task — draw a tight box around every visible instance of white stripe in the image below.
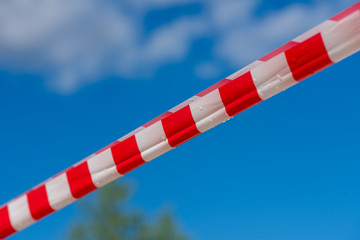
[135,121,172,162]
[251,52,297,100]
[293,20,336,43]
[190,89,230,133]
[227,60,263,80]
[8,195,35,231]
[45,173,76,210]
[322,11,360,63]
[88,148,122,188]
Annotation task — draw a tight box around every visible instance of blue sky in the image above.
[0,0,359,239]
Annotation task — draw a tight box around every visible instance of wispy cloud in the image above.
[0,0,355,93]
[202,0,355,75]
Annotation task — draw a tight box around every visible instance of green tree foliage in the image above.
[68,181,191,240]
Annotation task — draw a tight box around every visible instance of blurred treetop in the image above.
[68,181,191,240]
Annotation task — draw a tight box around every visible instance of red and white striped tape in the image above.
[1,2,360,239]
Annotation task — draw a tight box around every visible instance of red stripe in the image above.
[218,71,262,117]
[66,162,97,199]
[197,79,231,97]
[111,136,146,175]
[331,2,360,21]
[162,105,200,147]
[27,185,54,220]
[260,41,298,61]
[0,206,16,239]
[285,33,333,81]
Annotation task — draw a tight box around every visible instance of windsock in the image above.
[1,2,360,239]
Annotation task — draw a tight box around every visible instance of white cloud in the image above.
[0,0,355,93]
[195,0,355,78]
[208,0,258,29]
[195,61,221,80]
[210,0,350,68]
[140,17,207,70]
[0,0,205,93]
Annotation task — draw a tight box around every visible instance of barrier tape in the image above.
[1,2,359,239]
